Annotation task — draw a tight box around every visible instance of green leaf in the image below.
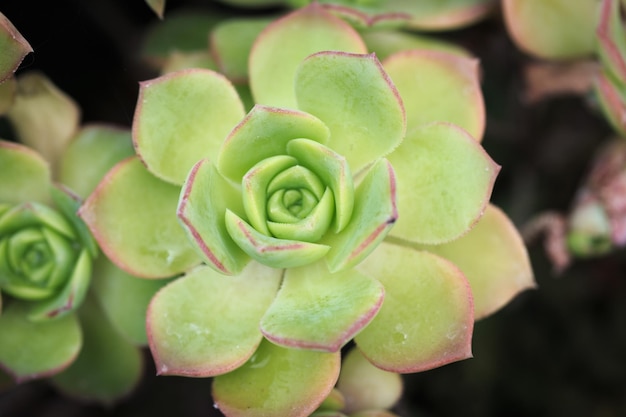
[260,260,383,351]
[147,264,281,376]
[59,125,135,199]
[323,159,397,273]
[0,302,81,381]
[416,204,535,320]
[0,12,32,82]
[360,29,469,62]
[337,348,402,413]
[7,72,80,175]
[50,185,98,257]
[387,122,499,244]
[355,242,474,372]
[211,18,273,83]
[51,297,143,405]
[27,249,92,321]
[213,339,340,417]
[383,50,485,141]
[91,256,170,346]
[0,140,51,204]
[502,0,598,59]
[249,3,367,108]
[79,157,201,278]
[225,209,330,268]
[596,0,626,83]
[217,105,330,183]
[295,52,406,174]
[0,76,16,115]
[134,69,245,185]
[287,138,354,233]
[178,159,250,275]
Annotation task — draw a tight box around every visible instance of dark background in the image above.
[1,1,625,416]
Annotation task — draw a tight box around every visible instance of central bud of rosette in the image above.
[224,137,354,269]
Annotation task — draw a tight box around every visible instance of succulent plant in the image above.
[0,68,166,403]
[81,4,534,416]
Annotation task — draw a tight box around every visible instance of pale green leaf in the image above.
[0,12,32,82]
[0,140,51,204]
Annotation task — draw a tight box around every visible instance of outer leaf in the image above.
[7,72,80,175]
[355,242,474,373]
[595,72,626,136]
[145,0,165,18]
[337,348,402,413]
[416,204,535,320]
[295,52,405,174]
[51,297,143,405]
[249,3,367,108]
[0,140,51,204]
[596,0,626,83]
[361,30,469,62]
[211,18,272,83]
[79,157,201,278]
[503,0,598,59]
[323,159,397,272]
[59,125,135,199]
[218,105,330,183]
[388,122,499,244]
[91,256,170,346]
[260,261,384,352]
[178,159,249,275]
[0,12,32,82]
[147,263,282,377]
[213,339,340,417]
[134,69,245,185]
[383,50,485,142]
[0,302,81,381]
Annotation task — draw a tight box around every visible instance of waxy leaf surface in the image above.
[148,264,282,377]
[383,50,485,141]
[355,243,473,372]
[134,69,244,185]
[249,3,366,108]
[388,122,498,244]
[0,12,32,82]
[213,339,340,417]
[261,261,384,351]
[0,141,51,205]
[295,52,405,174]
[79,157,201,278]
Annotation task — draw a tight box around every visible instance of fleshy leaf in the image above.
[249,3,367,107]
[147,263,281,377]
[383,50,485,142]
[7,72,80,175]
[51,297,143,404]
[134,69,245,185]
[0,302,81,381]
[317,388,346,412]
[337,348,402,413]
[161,50,218,74]
[211,18,272,83]
[416,204,535,320]
[50,185,98,257]
[324,159,397,272]
[213,339,340,417]
[59,125,135,199]
[79,157,201,278]
[594,72,626,136]
[0,140,51,204]
[296,52,405,174]
[178,159,249,275]
[596,0,626,82]
[361,29,469,62]
[388,122,499,244]
[0,12,32,83]
[225,209,330,268]
[261,261,384,352]
[218,105,330,183]
[91,256,170,346]
[502,0,598,59]
[355,242,474,373]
